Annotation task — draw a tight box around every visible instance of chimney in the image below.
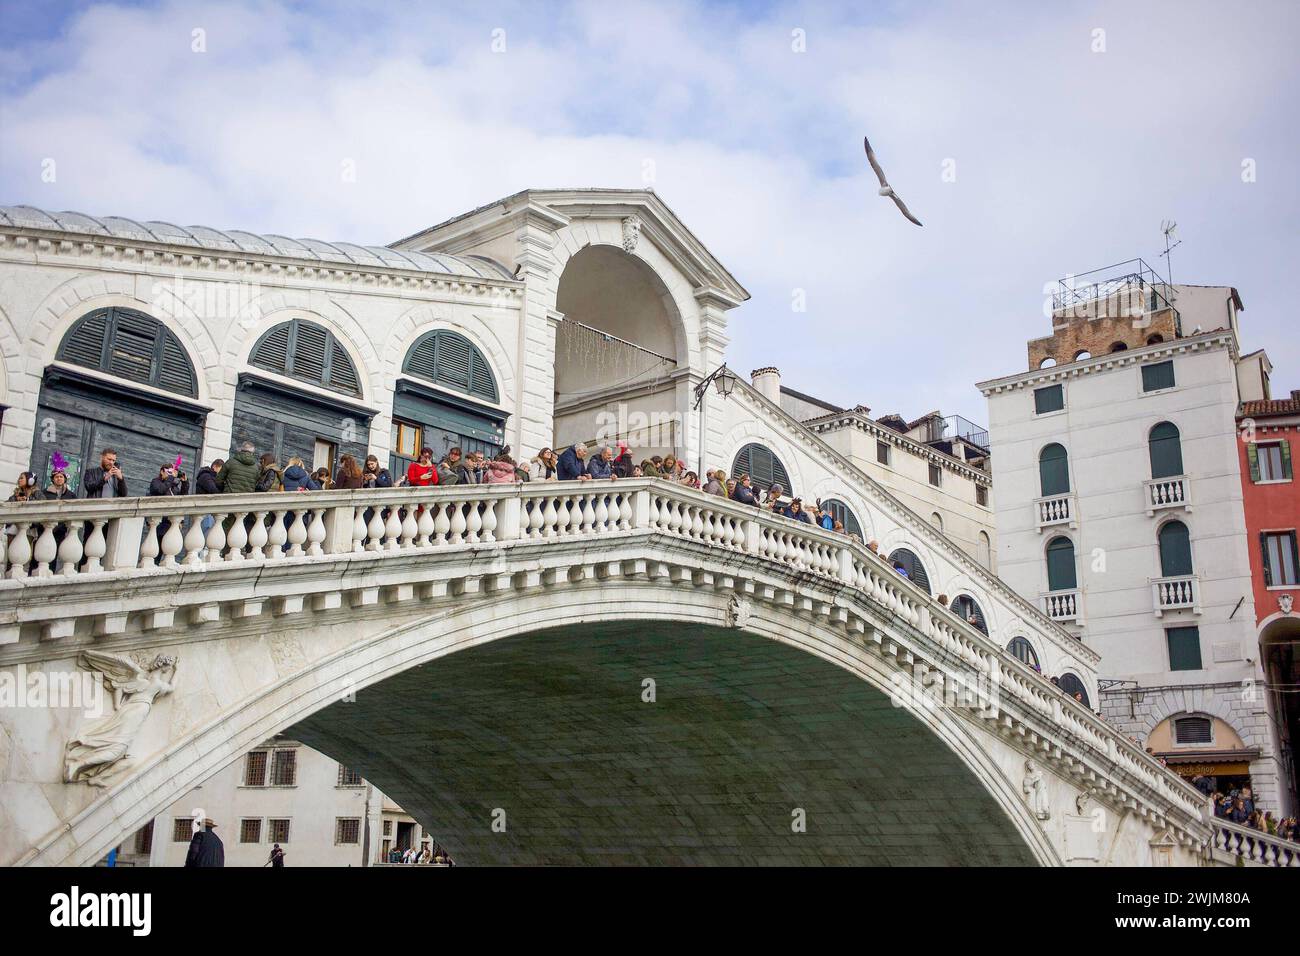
[751,367,781,404]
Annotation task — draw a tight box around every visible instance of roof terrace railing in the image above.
[1051,258,1179,327]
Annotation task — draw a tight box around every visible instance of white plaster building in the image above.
[978,269,1286,812]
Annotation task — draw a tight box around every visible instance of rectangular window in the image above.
[338,764,363,787]
[134,820,154,856]
[383,820,393,837]
[1142,360,1176,392]
[928,463,941,487]
[244,751,268,787]
[268,819,291,844]
[876,440,891,466]
[240,819,262,844]
[1251,441,1292,482]
[1166,626,1203,671]
[1262,531,1299,587]
[976,485,989,507]
[392,419,422,460]
[172,818,193,843]
[336,818,361,845]
[1034,384,1064,414]
[271,749,297,787]
[313,438,337,474]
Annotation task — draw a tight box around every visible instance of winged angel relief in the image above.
[64,651,179,786]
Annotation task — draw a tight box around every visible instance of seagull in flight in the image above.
[864,136,923,227]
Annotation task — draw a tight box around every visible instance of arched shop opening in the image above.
[32,307,206,495]
[390,330,506,476]
[234,318,371,473]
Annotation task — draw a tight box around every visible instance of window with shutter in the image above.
[887,548,931,594]
[1142,360,1176,392]
[1174,716,1213,745]
[951,595,987,634]
[250,319,361,397]
[1158,521,1193,577]
[1262,531,1299,587]
[1039,443,1070,496]
[1046,537,1077,591]
[1166,626,1202,671]
[1007,637,1039,667]
[1148,422,1184,478]
[56,308,197,397]
[1057,674,1089,706]
[731,443,791,493]
[1034,384,1064,414]
[821,498,862,537]
[402,331,499,402]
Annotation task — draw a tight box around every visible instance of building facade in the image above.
[1238,387,1300,811]
[979,269,1288,813]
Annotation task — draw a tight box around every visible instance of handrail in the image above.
[1211,818,1300,867]
[0,477,1211,823]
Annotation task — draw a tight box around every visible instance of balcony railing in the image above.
[1152,575,1200,616]
[1144,476,1191,515]
[1212,820,1299,867]
[1035,493,1076,531]
[1042,589,1082,624]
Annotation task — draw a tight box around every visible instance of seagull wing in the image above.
[863,137,889,188]
[889,191,924,227]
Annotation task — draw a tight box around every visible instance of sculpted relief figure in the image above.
[1022,759,1051,820]
[64,651,178,786]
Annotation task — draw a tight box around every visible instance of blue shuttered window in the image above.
[403,330,498,403]
[57,308,197,398]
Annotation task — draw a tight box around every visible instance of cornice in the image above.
[978,331,1238,396]
[0,228,525,304]
[804,411,992,485]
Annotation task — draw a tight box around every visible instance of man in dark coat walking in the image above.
[184,818,225,867]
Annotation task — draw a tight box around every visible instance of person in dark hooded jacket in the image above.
[195,460,224,495]
[184,819,225,868]
[361,455,393,489]
[219,444,259,493]
[281,457,319,492]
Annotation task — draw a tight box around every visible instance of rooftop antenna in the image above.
[1159,220,1181,287]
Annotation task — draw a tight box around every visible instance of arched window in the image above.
[732,443,791,493]
[821,498,863,537]
[1158,520,1193,576]
[403,329,498,403]
[1046,536,1077,591]
[57,307,197,397]
[1074,350,1092,361]
[1007,637,1039,668]
[1146,334,1165,345]
[1148,421,1184,479]
[930,512,944,531]
[1173,715,1213,745]
[1109,341,1128,353]
[888,548,930,594]
[977,531,992,569]
[1039,443,1070,496]
[1057,673,1090,707]
[951,595,988,634]
[250,318,361,397]
[1039,357,1057,369]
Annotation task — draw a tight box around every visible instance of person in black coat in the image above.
[83,448,128,498]
[195,460,224,495]
[148,464,189,497]
[184,819,225,867]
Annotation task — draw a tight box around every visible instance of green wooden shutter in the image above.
[1281,439,1293,479]
[1148,422,1184,478]
[1260,532,1273,587]
[1167,627,1202,671]
[1247,442,1260,481]
[1046,537,1077,591]
[1158,521,1193,577]
[1039,443,1070,496]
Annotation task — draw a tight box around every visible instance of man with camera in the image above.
[82,447,128,498]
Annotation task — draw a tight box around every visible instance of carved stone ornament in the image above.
[621,214,643,253]
[1022,759,1051,820]
[1280,593,1294,615]
[65,651,178,786]
[725,594,752,629]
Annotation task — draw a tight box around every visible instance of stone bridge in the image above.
[0,480,1290,866]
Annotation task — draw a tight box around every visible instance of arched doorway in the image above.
[553,245,683,456]
[33,307,206,495]
[1262,615,1300,813]
[1057,673,1090,707]
[951,594,988,634]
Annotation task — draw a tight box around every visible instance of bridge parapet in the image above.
[1211,820,1299,867]
[1,479,1213,857]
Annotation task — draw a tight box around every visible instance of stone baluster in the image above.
[416,503,436,547]
[306,509,327,557]
[400,506,419,549]
[205,515,228,563]
[448,502,467,544]
[183,515,207,567]
[541,497,558,537]
[225,513,249,561]
[159,514,186,568]
[265,510,288,558]
[57,525,85,577]
[594,494,609,531]
[352,509,369,552]
[481,499,499,543]
[31,523,58,577]
[433,502,451,545]
[138,517,161,569]
[366,507,385,551]
[286,510,308,557]
[567,496,583,536]
[465,501,483,543]
[384,506,403,550]
[6,522,32,578]
[245,511,269,562]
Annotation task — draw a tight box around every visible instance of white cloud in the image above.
[1,0,1296,423]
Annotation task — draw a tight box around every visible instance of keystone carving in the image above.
[1023,759,1051,820]
[725,595,752,629]
[621,214,642,253]
[1280,593,1294,615]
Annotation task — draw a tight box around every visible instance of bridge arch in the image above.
[30,581,1060,868]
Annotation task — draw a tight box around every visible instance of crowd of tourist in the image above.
[387,844,456,866]
[1188,777,1299,840]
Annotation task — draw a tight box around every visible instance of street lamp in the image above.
[694,364,739,473]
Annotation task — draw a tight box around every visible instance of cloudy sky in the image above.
[2,0,1296,424]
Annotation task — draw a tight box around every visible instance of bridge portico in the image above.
[0,479,1240,867]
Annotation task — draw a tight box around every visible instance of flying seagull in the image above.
[864,136,923,227]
